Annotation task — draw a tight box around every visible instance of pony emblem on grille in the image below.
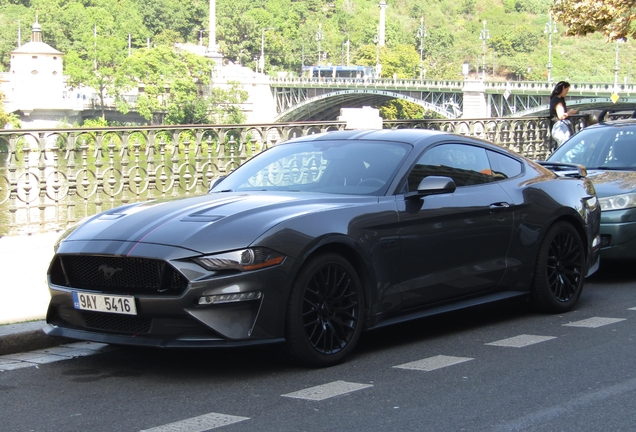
[98,264,123,280]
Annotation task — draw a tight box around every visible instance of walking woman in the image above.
[550,81,577,148]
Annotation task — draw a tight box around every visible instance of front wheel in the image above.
[530,221,585,313]
[284,253,364,367]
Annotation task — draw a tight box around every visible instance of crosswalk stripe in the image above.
[139,412,249,432]
[282,380,373,401]
[486,334,556,348]
[563,317,626,328]
[393,355,473,371]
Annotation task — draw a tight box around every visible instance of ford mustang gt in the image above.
[45,129,601,367]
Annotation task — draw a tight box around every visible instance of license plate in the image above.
[72,292,137,315]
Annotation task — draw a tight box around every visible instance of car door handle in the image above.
[489,202,511,211]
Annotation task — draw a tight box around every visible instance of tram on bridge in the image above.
[301,65,376,80]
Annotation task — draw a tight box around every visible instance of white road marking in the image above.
[629,307,636,311]
[486,334,556,348]
[563,317,626,328]
[393,355,474,372]
[0,342,113,371]
[140,412,249,432]
[282,380,373,401]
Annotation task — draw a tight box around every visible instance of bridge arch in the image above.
[274,89,457,122]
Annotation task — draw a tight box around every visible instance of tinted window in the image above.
[406,143,494,191]
[487,151,522,179]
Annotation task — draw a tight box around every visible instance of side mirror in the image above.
[405,176,456,199]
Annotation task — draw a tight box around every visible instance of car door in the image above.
[397,142,516,310]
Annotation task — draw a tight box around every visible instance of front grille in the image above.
[50,255,189,295]
[81,311,152,333]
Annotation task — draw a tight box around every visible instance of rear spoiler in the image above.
[536,161,588,178]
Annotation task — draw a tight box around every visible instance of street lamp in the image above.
[544,13,557,83]
[479,20,490,80]
[342,33,350,66]
[260,27,274,74]
[374,32,382,77]
[614,38,626,92]
[316,23,324,68]
[416,16,427,80]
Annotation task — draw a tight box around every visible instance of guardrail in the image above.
[0,116,585,235]
[270,77,636,96]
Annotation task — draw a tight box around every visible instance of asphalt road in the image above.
[1,261,635,432]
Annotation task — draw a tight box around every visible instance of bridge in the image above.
[268,76,636,121]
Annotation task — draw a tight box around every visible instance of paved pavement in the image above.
[0,231,71,355]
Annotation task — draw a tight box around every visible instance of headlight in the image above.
[598,193,636,211]
[194,248,285,271]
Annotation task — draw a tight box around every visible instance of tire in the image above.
[284,253,365,368]
[530,221,585,313]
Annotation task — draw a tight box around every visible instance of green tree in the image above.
[0,90,20,128]
[121,46,248,125]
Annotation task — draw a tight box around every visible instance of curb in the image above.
[0,321,72,356]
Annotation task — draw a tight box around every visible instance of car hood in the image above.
[61,192,378,254]
[586,170,636,197]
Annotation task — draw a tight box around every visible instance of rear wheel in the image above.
[284,253,364,367]
[531,222,585,313]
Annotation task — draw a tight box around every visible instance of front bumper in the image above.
[599,207,636,260]
[45,243,296,347]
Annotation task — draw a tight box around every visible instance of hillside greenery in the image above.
[1,0,635,124]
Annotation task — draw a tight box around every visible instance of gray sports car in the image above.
[45,129,601,367]
[546,118,636,260]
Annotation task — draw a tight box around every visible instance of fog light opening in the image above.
[198,291,262,305]
[600,234,611,248]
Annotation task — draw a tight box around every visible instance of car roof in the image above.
[290,128,445,144]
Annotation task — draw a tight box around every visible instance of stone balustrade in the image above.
[0,116,587,235]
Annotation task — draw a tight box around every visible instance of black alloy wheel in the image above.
[531,221,585,313]
[284,253,364,367]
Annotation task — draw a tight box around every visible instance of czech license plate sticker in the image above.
[72,292,137,315]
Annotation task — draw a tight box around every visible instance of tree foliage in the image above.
[552,0,636,41]
[1,0,635,123]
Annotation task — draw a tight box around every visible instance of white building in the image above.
[1,21,93,128]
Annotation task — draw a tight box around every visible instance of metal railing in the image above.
[0,116,585,235]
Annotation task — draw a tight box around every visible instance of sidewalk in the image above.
[0,231,69,355]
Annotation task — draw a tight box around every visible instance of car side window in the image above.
[406,143,494,191]
[486,150,522,179]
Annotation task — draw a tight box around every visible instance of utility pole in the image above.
[260,27,273,73]
[316,23,324,76]
[416,17,427,80]
[544,13,557,83]
[479,20,490,80]
[614,38,625,92]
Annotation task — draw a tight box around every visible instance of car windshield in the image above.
[549,125,636,171]
[210,139,411,195]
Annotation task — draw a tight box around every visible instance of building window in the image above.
[32,56,38,59]
[52,71,58,75]
[31,70,39,75]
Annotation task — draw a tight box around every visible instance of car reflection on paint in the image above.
[45,129,600,367]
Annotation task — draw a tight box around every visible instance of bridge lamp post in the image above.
[343,34,350,66]
[479,20,490,80]
[614,38,625,92]
[416,17,427,81]
[316,23,324,69]
[374,33,382,77]
[544,13,557,83]
[259,27,274,74]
